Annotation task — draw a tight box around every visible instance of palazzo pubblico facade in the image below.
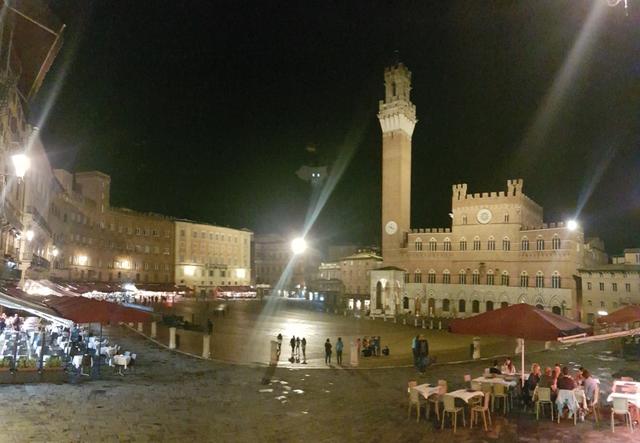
[370,62,609,322]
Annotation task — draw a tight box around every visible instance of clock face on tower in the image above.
[385,221,398,235]
[476,209,492,224]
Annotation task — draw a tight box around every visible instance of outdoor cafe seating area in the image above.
[408,358,640,434]
[0,313,138,376]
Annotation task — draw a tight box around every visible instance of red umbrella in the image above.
[597,305,640,326]
[44,296,151,324]
[450,303,592,384]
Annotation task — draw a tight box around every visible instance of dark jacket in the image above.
[324,342,332,354]
[556,376,576,391]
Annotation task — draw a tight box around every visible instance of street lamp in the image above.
[11,154,30,180]
[291,237,307,255]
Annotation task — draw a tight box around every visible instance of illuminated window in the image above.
[536,237,544,250]
[443,238,451,251]
[521,237,529,251]
[552,235,561,250]
[415,238,423,251]
[428,238,437,251]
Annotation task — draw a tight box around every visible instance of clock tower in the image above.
[378,62,417,258]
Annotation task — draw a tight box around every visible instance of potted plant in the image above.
[0,357,11,372]
[44,356,63,370]
[17,357,38,371]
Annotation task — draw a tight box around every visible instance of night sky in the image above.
[33,1,640,254]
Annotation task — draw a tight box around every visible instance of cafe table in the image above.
[412,383,440,400]
[607,380,640,408]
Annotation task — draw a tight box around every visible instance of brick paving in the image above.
[0,325,637,442]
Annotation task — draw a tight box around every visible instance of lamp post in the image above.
[8,153,31,287]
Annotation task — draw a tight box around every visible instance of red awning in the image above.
[43,296,152,324]
[449,303,592,341]
[597,305,640,325]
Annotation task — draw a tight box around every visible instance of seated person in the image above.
[501,357,516,375]
[556,366,576,390]
[523,363,542,405]
[489,360,501,374]
[581,370,598,403]
[382,345,389,356]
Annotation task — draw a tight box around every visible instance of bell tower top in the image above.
[378,63,417,137]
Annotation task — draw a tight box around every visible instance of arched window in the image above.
[472,300,480,313]
[486,269,495,286]
[487,236,496,251]
[536,304,544,310]
[442,269,451,284]
[458,299,466,313]
[459,237,467,251]
[375,281,383,309]
[486,300,494,311]
[552,235,561,250]
[403,296,409,309]
[473,236,481,251]
[500,301,509,309]
[427,269,436,284]
[551,271,561,288]
[504,213,510,223]
[404,273,410,283]
[502,237,511,251]
[443,237,451,251]
[472,269,480,285]
[521,237,529,251]
[520,271,529,288]
[414,269,422,283]
[535,271,544,288]
[429,238,437,251]
[501,271,510,286]
[458,269,467,284]
[442,299,450,312]
[415,237,423,251]
[552,306,561,315]
[536,236,544,251]
[462,214,468,225]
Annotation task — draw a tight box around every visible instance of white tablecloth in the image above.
[473,376,517,388]
[607,381,640,408]
[413,384,440,400]
[72,355,83,369]
[448,389,484,403]
[112,355,131,369]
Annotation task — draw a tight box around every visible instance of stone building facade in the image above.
[174,220,251,296]
[49,170,175,285]
[371,62,607,321]
[579,248,640,324]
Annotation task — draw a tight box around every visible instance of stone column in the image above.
[169,327,176,349]
[202,335,211,359]
[350,341,359,367]
[151,321,157,338]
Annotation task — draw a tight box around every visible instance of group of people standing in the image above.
[324,337,344,365]
[276,334,308,364]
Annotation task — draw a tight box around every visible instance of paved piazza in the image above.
[152,299,517,367]
[0,302,637,442]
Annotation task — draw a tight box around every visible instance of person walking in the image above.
[290,336,296,359]
[295,336,301,361]
[336,337,344,365]
[418,335,430,373]
[301,337,307,364]
[324,338,332,365]
[412,335,419,370]
[276,333,283,358]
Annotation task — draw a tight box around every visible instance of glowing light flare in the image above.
[183,265,196,277]
[235,268,246,279]
[597,310,608,316]
[77,255,88,266]
[11,154,30,179]
[51,248,59,257]
[291,237,307,255]
[121,260,131,270]
[567,220,578,231]
[25,230,34,241]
